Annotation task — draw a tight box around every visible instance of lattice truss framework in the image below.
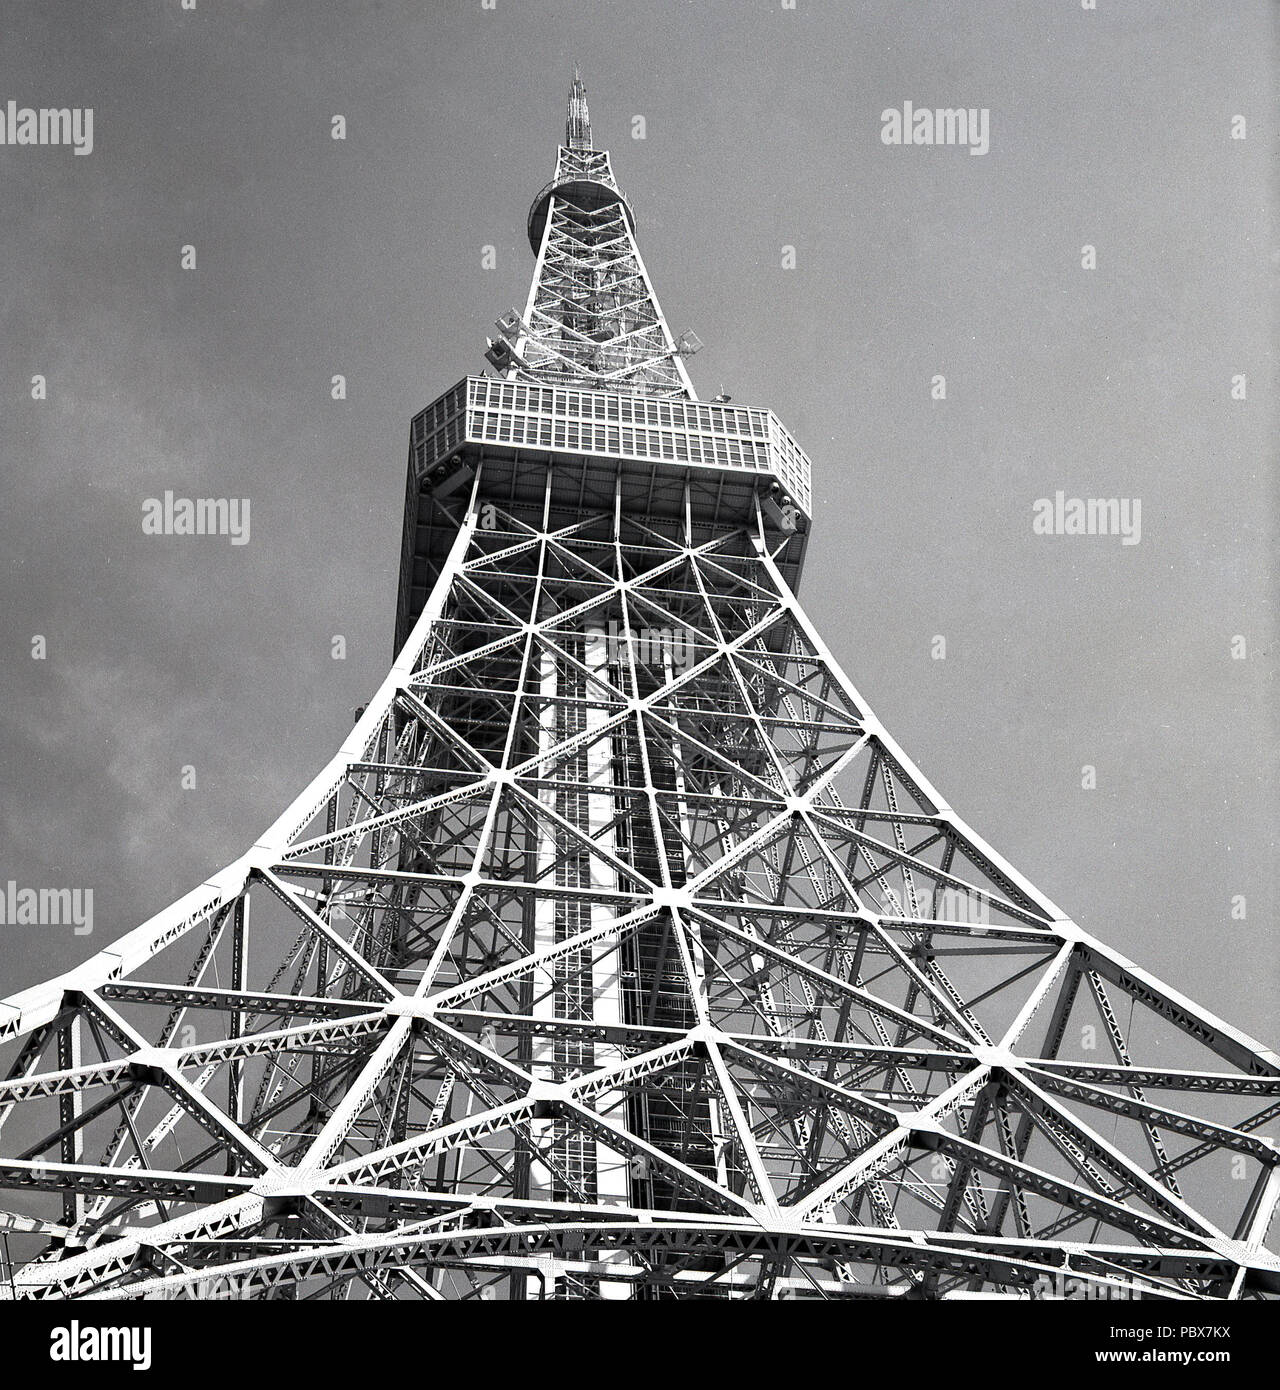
[501,143,696,398]
[3,73,1278,1303]
[1,477,1278,1301]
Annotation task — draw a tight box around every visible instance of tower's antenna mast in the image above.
[567,64,592,151]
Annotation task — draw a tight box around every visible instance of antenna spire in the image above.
[566,67,592,151]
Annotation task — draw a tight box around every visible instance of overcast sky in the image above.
[0,0,1274,1044]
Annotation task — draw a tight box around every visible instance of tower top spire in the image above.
[502,71,698,399]
[566,68,592,151]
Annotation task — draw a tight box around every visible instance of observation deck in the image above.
[395,375,812,647]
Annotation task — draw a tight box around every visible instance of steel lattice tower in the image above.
[1,77,1278,1303]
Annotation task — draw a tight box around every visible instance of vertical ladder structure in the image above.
[1,77,1277,1302]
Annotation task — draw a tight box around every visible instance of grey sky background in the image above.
[0,1,1275,1044]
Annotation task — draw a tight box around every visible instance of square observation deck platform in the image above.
[395,375,812,649]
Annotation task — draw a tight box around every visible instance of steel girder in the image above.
[1,77,1277,1303]
[1,479,1277,1300]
